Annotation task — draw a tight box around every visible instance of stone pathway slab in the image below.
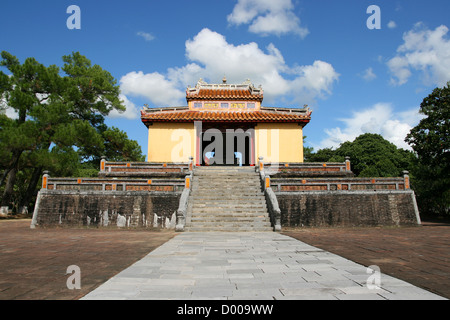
[82,232,446,300]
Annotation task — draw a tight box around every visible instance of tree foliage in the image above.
[306,133,415,177]
[405,81,450,217]
[305,82,449,218]
[0,51,144,213]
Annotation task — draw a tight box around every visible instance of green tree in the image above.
[334,133,414,177]
[306,147,337,163]
[405,81,450,217]
[305,133,415,177]
[0,51,144,213]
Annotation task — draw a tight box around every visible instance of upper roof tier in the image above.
[186,78,264,102]
[140,78,312,126]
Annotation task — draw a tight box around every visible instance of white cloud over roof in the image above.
[119,28,339,108]
[227,0,309,37]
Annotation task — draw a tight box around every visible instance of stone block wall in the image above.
[276,190,420,227]
[31,190,181,228]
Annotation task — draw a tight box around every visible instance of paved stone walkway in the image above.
[82,232,446,300]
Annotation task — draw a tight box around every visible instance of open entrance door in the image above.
[196,123,255,166]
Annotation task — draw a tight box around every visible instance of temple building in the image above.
[30,78,421,231]
[141,78,311,166]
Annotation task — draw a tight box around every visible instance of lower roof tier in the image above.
[141,106,311,125]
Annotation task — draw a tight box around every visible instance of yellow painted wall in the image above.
[147,123,195,163]
[148,121,303,164]
[255,123,304,163]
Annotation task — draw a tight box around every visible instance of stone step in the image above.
[190,210,268,218]
[184,226,273,232]
[186,223,272,229]
[189,215,268,220]
[185,166,272,232]
[191,191,262,195]
[194,175,259,178]
[193,180,260,184]
[191,214,268,219]
[194,172,257,176]
[191,190,264,199]
[191,191,264,195]
[185,220,272,226]
[189,219,270,225]
[193,181,260,186]
[194,167,256,171]
[194,176,259,179]
[195,171,257,173]
[190,196,265,201]
[190,205,267,212]
[190,194,264,198]
[190,214,268,220]
[191,211,267,215]
[192,203,267,208]
[194,172,258,175]
[190,201,265,205]
[192,205,267,210]
[190,197,265,201]
[192,185,261,190]
[191,203,267,208]
[192,179,260,183]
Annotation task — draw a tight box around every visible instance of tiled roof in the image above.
[187,89,263,101]
[141,108,311,124]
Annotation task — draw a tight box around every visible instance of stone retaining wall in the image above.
[31,190,181,228]
[276,190,420,227]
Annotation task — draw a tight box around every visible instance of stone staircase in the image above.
[185,166,273,232]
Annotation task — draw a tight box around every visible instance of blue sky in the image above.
[1,0,450,157]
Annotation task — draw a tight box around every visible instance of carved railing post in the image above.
[403,170,410,190]
[258,160,281,232]
[100,156,106,173]
[188,156,194,173]
[345,156,351,172]
[42,171,50,189]
[176,173,193,232]
[265,187,281,232]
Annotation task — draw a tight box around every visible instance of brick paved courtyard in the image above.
[0,219,175,300]
[283,221,450,299]
[0,218,448,299]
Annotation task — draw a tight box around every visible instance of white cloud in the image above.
[387,21,397,29]
[108,94,140,120]
[120,28,339,107]
[137,31,155,42]
[120,71,185,106]
[362,67,376,81]
[227,0,309,37]
[388,24,450,86]
[320,103,424,150]
[0,106,18,119]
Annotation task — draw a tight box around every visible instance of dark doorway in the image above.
[197,123,255,166]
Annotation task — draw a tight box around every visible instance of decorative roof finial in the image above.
[222,76,227,84]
